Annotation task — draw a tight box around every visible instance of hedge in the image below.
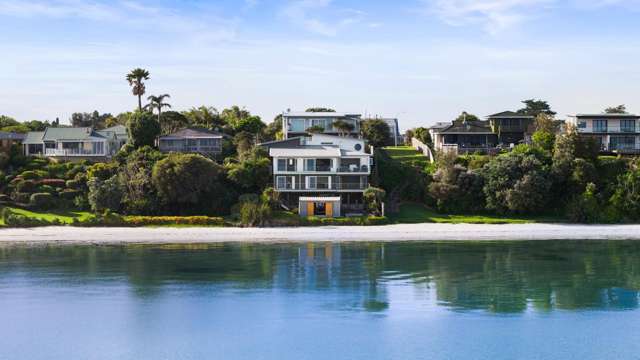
[30,193,55,210]
[302,216,389,226]
[38,179,66,188]
[11,192,31,204]
[60,189,81,200]
[2,208,63,227]
[123,216,225,226]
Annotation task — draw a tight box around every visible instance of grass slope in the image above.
[0,207,93,226]
[391,203,560,224]
[382,146,430,167]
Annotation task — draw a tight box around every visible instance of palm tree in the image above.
[126,68,150,111]
[145,94,172,122]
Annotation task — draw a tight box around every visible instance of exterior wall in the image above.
[283,115,361,139]
[299,200,341,217]
[158,138,222,154]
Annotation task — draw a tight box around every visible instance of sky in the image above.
[1,0,640,130]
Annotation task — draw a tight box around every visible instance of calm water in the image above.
[1,241,640,360]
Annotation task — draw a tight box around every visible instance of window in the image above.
[306,176,330,189]
[277,158,296,172]
[290,119,306,132]
[92,142,104,154]
[276,176,294,190]
[593,120,608,132]
[305,159,316,171]
[311,119,328,129]
[610,136,636,150]
[621,119,636,133]
[577,121,587,129]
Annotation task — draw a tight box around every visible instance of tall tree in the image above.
[145,94,172,122]
[361,119,391,147]
[605,105,627,114]
[517,99,556,116]
[127,111,161,148]
[126,68,150,111]
[183,106,222,129]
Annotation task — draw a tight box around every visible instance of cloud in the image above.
[281,0,337,36]
[424,0,554,34]
[0,0,119,20]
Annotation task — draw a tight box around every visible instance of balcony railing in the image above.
[45,149,105,156]
[160,145,221,153]
[275,165,370,174]
[337,165,369,173]
[275,182,367,191]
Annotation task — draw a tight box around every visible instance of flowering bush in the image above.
[123,216,225,226]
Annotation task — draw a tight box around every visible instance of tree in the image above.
[233,131,255,156]
[455,112,480,122]
[333,120,355,137]
[428,151,484,213]
[532,113,557,152]
[0,115,19,128]
[119,146,164,214]
[145,94,171,123]
[234,115,265,135]
[183,106,222,129]
[363,187,386,216]
[305,107,336,112]
[127,111,160,148]
[152,153,229,214]
[262,115,283,142]
[361,119,391,147]
[481,152,552,214]
[221,106,251,130]
[126,68,150,111]
[159,111,189,135]
[87,176,123,213]
[71,111,111,128]
[605,105,627,114]
[225,147,271,193]
[413,127,432,146]
[517,99,556,116]
[609,160,640,221]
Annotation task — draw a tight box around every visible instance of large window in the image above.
[290,119,306,132]
[593,120,608,132]
[621,119,636,133]
[306,176,330,189]
[92,142,104,154]
[610,136,636,150]
[277,158,296,172]
[311,119,329,130]
[276,176,294,190]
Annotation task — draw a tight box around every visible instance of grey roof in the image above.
[42,127,106,141]
[258,137,304,149]
[159,128,224,140]
[283,112,361,118]
[488,111,533,118]
[102,125,128,136]
[429,122,451,130]
[0,131,26,141]
[23,131,44,144]
[434,120,494,134]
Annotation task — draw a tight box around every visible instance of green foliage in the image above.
[305,107,335,112]
[87,176,123,213]
[2,208,63,227]
[123,216,224,227]
[159,111,189,135]
[305,125,325,133]
[261,187,280,210]
[225,147,271,193]
[609,160,640,221]
[482,152,552,214]
[363,187,386,216]
[239,201,272,227]
[429,152,485,213]
[152,153,228,215]
[517,99,556,116]
[361,119,391,147]
[29,192,55,210]
[127,111,160,148]
[15,179,37,193]
[566,183,600,223]
[604,105,627,114]
[302,216,389,226]
[532,130,555,153]
[119,146,164,214]
[87,162,118,181]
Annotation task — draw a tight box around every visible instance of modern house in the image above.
[260,133,373,218]
[157,128,225,156]
[282,111,362,139]
[487,111,535,145]
[567,113,640,153]
[23,127,127,160]
[0,131,26,152]
[429,117,498,154]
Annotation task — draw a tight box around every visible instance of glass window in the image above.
[277,158,296,171]
[578,121,587,129]
[305,159,315,171]
[307,176,317,189]
[593,120,608,132]
[290,119,306,132]
[317,176,330,189]
[621,119,636,132]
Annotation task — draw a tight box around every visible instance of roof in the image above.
[283,112,361,118]
[299,197,341,202]
[571,113,640,118]
[434,120,494,134]
[42,127,106,141]
[429,122,451,130]
[270,146,342,157]
[488,111,534,118]
[258,137,304,149]
[23,131,44,144]
[341,149,370,156]
[0,131,26,140]
[102,125,128,136]
[159,128,225,140]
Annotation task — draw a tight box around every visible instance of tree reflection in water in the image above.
[0,241,638,313]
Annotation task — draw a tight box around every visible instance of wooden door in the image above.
[326,202,333,218]
[307,202,314,216]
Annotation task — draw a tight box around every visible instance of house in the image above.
[101,125,128,150]
[429,116,498,154]
[282,111,361,139]
[260,133,373,218]
[0,131,26,152]
[567,113,640,153]
[157,127,225,156]
[23,127,126,160]
[487,111,535,145]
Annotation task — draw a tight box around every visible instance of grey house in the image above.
[157,128,225,156]
[23,127,126,160]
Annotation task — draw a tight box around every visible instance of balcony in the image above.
[275,182,368,191]
[337,165,369,173]
[45,148,105,156]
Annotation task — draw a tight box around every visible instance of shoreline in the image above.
[1,223,640,244]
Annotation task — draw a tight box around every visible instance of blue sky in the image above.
[1,0,640,129]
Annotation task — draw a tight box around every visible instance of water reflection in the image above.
[1,241,639,313]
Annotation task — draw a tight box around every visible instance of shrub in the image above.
[20,170,47,180]
[60,189,81,200]
[239,201,272,227]
[124,216,224,227]
[302,216,389,226]
[88,176,123,213]
[566,183,601,223]
[363,187,386,216]
[11,192,31,204]
[38,179,66,188]
[127,110,161,148]
[30,192,55,210]
[1,208,62,227]
[37,184,55,194]
[65,179,82,190]
[0,194,11,203]
[87,162,118,181]
[15,179,37,193]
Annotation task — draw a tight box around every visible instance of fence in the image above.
[411,138,435,163]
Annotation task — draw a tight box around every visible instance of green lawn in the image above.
[382,146,430,166]
[0,207,93,226]
[390,203,561,224]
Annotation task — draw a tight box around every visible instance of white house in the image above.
[260,133,373,217]
[567,113,640,153]
[23,126,127,160]
[281,111,362,139]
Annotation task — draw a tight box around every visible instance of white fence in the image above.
[411,138,435,163]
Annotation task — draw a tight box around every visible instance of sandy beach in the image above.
[0,223,639,244]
